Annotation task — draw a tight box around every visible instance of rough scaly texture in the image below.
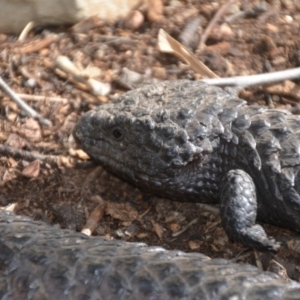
[75,80,300,251]
[0,210,300,299]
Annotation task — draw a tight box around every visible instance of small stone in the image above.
[169,223,181,232]
[219,23,234,37]
[284,15,293,23]
[125,10,144,30]
[152,66,167,80]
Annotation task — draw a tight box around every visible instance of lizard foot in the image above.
[220,169,280,252]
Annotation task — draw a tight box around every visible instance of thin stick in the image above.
[0,76,52,126]
[0,144,78,167]
[198,0,236,51]
[16,93,68,103]
[81,197,106,236]
[172,218,198,237]
[19,35,58,54]
[200,67,300,87]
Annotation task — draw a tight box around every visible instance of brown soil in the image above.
[1,0,300,282]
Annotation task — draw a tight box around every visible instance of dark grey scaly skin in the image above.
[1,210,300,299]
[74,80,300,252]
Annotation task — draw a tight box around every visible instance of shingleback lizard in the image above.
[2,81,300,299]
[1,210,300,299]
[75,80,300,252]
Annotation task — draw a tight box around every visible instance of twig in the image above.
[99,35,137,46]
[81,197,106,236]
[197,203,220,214]
[226,2,269,24]
[55,56,111,96]
[16,93,68,103]
[0,76,52,126]
[50,65,91,92]
[18,21,35,42]
[200,67,300,87]
[19,35,58,54]
[198,0,236,51]
[254,251,264,271]
[230,248,252,263]
[0,144,78,167]
[172,218,198,237]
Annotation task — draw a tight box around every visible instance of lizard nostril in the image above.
[90,115,99,128]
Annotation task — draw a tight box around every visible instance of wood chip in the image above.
[81,197,106,236]
[21,160,40,178]
[151,220,164,239]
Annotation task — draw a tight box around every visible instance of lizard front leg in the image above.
[220,169,280,252]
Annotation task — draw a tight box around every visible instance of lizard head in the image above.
[74,81,227,187]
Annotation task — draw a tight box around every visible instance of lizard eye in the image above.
[112,127,124,140]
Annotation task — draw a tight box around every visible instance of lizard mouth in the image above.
[76,135,135,180]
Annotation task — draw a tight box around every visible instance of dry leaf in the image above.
[157,29,218,79]
[0,203,18,212]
